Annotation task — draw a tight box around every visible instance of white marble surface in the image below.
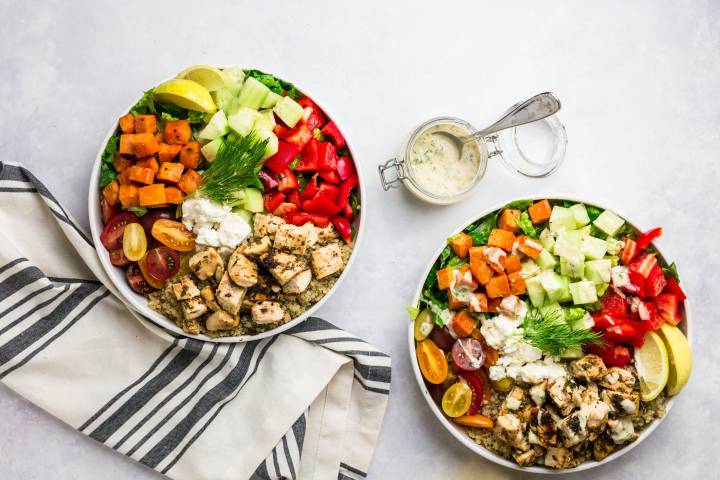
[1,0,718,478]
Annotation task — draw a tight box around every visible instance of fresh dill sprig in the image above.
[522,306,603,356]
[199,133,268,205]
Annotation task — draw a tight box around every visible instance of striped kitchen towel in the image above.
[0,161,390,480]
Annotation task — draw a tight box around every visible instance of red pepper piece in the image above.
[321,121,346,149]
[263,191,285,213]
[317,183,340,202]
[287,212,330,228]
[342,202,354,221]
[332,215,352,241]
[601,293,628,317]
[636,227,662,250]
[263,141,300,173]
[276,168,298,193]
[302,194,341,216]
[281,123,312,150]
[644,263,667,298]
[287,189,301,208]
[318,169,340,184]
[317,142,338,171]
[300,173,319,200]
[655,293,680,325]
[298,97,326,130]
[335,155,355,180]
[621,237,639,265]
[296,138,320,172]
[258,169,279,190]
[663,277,686,301]
[337,173,359,209]
[273,202,300,219]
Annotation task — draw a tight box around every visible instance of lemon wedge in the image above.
[634,331,669,402]
[177,65,230,92]
[153,79,216,113]
[657,324,693,396]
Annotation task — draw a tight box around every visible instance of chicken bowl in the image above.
[408,197,692,473]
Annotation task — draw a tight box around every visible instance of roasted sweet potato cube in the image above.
[487,297,501,313]
[130,133,160,158]
[134,114,157,134]
[450,232,473,259]
[164,120,192,145]
[528,199,552,224]
[158,143,182,163]
[452,311,476,338]
[457,264,478,290]
[178,169,202,195]
[508,272,526,295]
[102,180,119,206]
[179,141,202,169]
[447,289,465,310]
[164,186,184,204]
[118,114,135,134]
[469,247,493,285]
[486,274,511,299]
[504,254,522,274]
[157,162,185,183]
[436,268,454,290]
[128,165,155,185]
[517,236,544,259]
[119,134,136,155]
[112,154,133,173]
[498,208,521,233]
[118,184,139,208]
[117,168,132,186]
[138,184,166,207]
[488,229,516,253]
[136,156,159,177]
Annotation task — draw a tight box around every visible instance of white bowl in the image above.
[88,68,365,343]
[407,196,691,474]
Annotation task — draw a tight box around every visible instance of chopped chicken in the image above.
[283,269,312,294]
[227,250,258,288]
[241,236,271,257]
[181,297,207,320]
[581,382,600,404]
[200,286,221,311]
[495,413,529,451]
[513,448,538,466]
[316,224,338,244]
[529,381,546,406]
[607,417,637,444]
[582,400,610,431]
[557,410,588,447]
[601,389,640,416]
[547,377,581,416]
[171,276,200,301]
[253,213,286,238]
[544,447,574,469]
[216,272,245,315]
[251,301,285,324]
[498,295,523,318]
[188,248,224,281]
[205,310,239,332]
[533,407,560,447]
[311,243,345,279]
[183,317,201,335]
[262,250,308,285]
[501,386,526,413]
[569,354,607,382]
[598,367,636,393]
[592,435,617,461]
[273,223,317,254]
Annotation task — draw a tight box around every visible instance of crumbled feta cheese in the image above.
[606,237,625,255]
[506,396,521,410]
[611,265,630,289]
[182,197,251,249]
[530,383,546,406]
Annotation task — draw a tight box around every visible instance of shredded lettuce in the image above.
[99,162,117,188]
[505,199,533,210]
[518,211,538,238]
[467,212,498,245]
[101,136,119,163]
[246,69,298,99]
[130,89,154,115]
[406,305,420,321]
[663,262,680,282]
[586,205,603,222]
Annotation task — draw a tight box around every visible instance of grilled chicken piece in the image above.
[182,318,201,335]
[253,213,285,238]
[216,272,246,316]
[569,354,608,382]
[242,236,272,257]
[581,400,610,432]
[495,413,529,452]
[171,276,200,301]
[227,250,258,288]
[601,389,640,416]
[181,297,207,320]
[205,310,239,332]
[581,382,600,404]
[188,248,224,281]
[607,417,637,444]
[529,381,547,406]
[532,407,560,447]
[547,377,581,416]
[316,224,338,244]
[262,250,308,285]
[200,286,221,311]
[500,386,526,414]
[598,367,636,393]
[273,223,317,255]
[251,301,285,324]
[544,447,574,469]
[592,435,617,461]
[513,448,539,467]
[557,410,588,447]
[283,269,312,294]
[311,243,345,279]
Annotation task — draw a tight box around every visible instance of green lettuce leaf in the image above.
[130,89,154,115]
[246,69,298,99]
[467,212,498,245]
[586,205,603,222]
[99,162,117,188]
[663,262,680,282]
[504,199,533,210]
[101,136,119,164]
[518,211,538,238]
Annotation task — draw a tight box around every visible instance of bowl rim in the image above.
[407,195,692,474]
[88,66,366,343]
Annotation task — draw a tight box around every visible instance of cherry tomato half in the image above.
[109,249,132,266]
[140,208,175,236]
[413,309,434,342]
[459,373,484,415]
[123,223,147,261]
[126,263,156,295]
[442,382,472,418]
[416,339,448,385]
[100,212,139,251]
[453,414,494,429]
[429,326,455,351]
[451,338,486,372]
[137,254,165,290]
[145,246,180,280]
[151,219,196,252]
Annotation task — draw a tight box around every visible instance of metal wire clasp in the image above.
[378,158,406,190]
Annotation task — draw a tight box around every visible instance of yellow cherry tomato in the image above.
[442,382,472,418]
[416,339,448,384]
[122,223,147,261]
[413,309,434,341]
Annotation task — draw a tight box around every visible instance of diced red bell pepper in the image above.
[663,277,686,302]
[621,237,639,265]
[335,155,355,181]
[655,293,680,325]
[592,313,626,329]
[625,270,646,297]
[638,300,663,330]
[317,183,340,202]
[630,253,658,279]
[276,168,298,193]
[644,263,667,298]
[318,169,340,184]
[317,142,338,171]
[587,342,632,367]
[332,215,352,241]
[601,294,628,317]
[604,322,643,347]
[264,141,300,173]
[300,173,319,200]
[302,194,342,216]
[321,121,346,149]
[636,227,662,250]
[258,169,279,190]
[342,202,354,221]
[298,97,326,128]
[281,123,313,150]
[296,138,320,172]
[337,173,359,209]
[309,213,331,228]
[273,202,300,219]
[263,191,285,213]
[287,211,330,228]
[287,189,301,208]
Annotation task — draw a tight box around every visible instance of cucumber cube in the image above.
[560,252,585,279]
[242,188,264,213]
[521,258,541,278]
[581,235,608,260]
[232,208,253,223]
[536,249,557,270]
[540,303,564,323]
[570,312,594,330]
[569,281,598,305]
[236,77,270,110]
[596,283,609,297]
[273,96,304,128]
[222,67,245,85]
[539,228,555,253]
[570,204,591,228]
[525,275,546,307]
[200,137,225,163]
[549,206,576,232]
[198,110,229,142]
[261,91,282,109]
[559,346,584,359]
[554,230,584,258]
[212,84,242,113]
[255,110,276,131]
[254,127,278,160]
[584,259,612,285]
[228,108,261,137]
[541,271,571,303]
[593,210,625,237]
[606,237,624,255]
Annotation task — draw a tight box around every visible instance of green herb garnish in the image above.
[522,306,603,356]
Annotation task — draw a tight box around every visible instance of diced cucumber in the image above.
[200,137,225,163]
[606,237,624,255]
[570,204,590,228]
[596,283,609,297]
[540,303,564,323]
[549,206,576,232]
[261,90,282,109]
[554,230,584,258]
[525,275,546,307]
[560,251,585,279]
[222,67,245,85]
[581,235,608,260]
[255,110,276,131]
[273,96,304,128]
[559,346,584,359]
[539,228,555,254]
[570,312,595,330]
[584,259,612,285]
[593,210,625,237]
[236,77,270,110]
[541,270,570,303]
[521,258,541,278]
[536,249,557,270]
[242,188,264,213]
[212,84,242,113]
[198,110,229,141]
[231,207,254,223]
[228,108,261,137]
[569,281,598,305]
[254,127,278,160]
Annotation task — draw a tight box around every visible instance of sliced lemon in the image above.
[177,65,230,92]
[634,331,669,402]
[658,324,693,396]
[153,79,216,113]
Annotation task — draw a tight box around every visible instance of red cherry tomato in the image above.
[100,213,139,251]
[137,255,165,289]
[145,246,180,281]
[451,338,485,372]
[459,372,484,415]
[109,249,132,266]
[140,208,175,236]
[126,263,155,294]
[429,326,455,351]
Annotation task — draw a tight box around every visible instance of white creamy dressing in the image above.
[408,123,481,197]
[182,197,251,249]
